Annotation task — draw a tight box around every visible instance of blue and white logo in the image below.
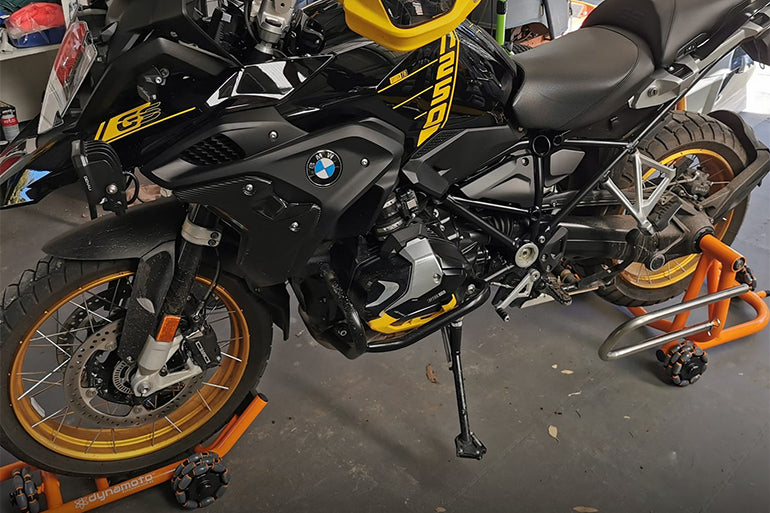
[307,150,342,187]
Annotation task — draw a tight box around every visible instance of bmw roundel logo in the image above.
[307,150,342,187]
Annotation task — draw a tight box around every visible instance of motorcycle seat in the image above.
[510,26,655,132]
[583,0,749,67]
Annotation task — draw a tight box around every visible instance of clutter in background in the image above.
[4,2,65,48]
[0,102,20,145]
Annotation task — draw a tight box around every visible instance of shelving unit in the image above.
[0,0,69,122]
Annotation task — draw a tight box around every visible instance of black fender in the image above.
[703,110,770,220]
[42,197,186,260]
[42,198,291,339]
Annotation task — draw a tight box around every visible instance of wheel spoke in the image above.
[52,407,70,442]
[34,330,72,356]
[221,352,242,362]
[197,391,212,412]
[31,408,63,428]
[202,382,229,390]
[84,429,103,453]
[17,358,70,400]
[164,416,183,434]
[30,327,91,341]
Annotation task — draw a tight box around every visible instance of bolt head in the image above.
[289,221,300,232]
[361,158,369,167]
[106,183,118,195]
[467,284,476,294]
[538,235,546,244]
[155,76,163,84]
[433,273,441,284]
[243,183,255,196]
[269,130,279,140]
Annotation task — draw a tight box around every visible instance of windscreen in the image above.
[382,0,456,28]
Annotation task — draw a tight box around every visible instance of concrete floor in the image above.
[1,77,769,513]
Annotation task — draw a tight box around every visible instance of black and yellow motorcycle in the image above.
[1,0,769,476]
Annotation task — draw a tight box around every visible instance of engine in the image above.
[293,188,490,355]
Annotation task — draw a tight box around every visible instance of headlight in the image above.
[38,21,97,134]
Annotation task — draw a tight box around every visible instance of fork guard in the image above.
[599,234,769,361]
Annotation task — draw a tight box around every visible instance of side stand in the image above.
[442,320,487,460]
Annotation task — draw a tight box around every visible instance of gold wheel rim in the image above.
[620,149,736,289]
[9,272,249,461]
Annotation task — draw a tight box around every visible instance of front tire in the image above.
[596,112,749,307]
[0,257,271,477]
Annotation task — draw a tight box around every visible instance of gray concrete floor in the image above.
[1,81,769,513]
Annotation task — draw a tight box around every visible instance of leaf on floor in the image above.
[435,508,447,513]
[548,425,559,441]
[568,391,582,397]
[426,364,438,384]
[573,507,599,513]
[552,364,558,369]
[561,369,574,375]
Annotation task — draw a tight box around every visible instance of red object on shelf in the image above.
[6,3,65,38]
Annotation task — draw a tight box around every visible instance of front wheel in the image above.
[0,257,271,477]
[596,112,749,307]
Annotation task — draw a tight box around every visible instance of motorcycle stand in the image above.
[1,393,269,512]
[599,234,769,386]
[442,320,487,459]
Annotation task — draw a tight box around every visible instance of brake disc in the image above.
[63,320,203,428]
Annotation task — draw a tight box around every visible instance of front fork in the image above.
[119,204,221,397]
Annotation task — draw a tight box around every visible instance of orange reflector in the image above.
[156,315,181,342]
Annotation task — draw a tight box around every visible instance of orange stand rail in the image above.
[628,234,769,354]
[1,393,268,512]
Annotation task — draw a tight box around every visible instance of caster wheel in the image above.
[9,467,40,513]
[657,343,708,386]
[171,452,229,510]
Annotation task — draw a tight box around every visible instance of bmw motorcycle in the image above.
[1,0,769,476]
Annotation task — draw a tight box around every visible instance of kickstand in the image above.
[444,320,487,460]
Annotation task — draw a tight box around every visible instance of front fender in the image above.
[42,198,187,260]
[41,198,292,339]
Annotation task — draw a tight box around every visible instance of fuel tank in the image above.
[279,1,520,166]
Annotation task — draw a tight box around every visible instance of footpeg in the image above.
[455,432,487,460]
[544,273,572,306]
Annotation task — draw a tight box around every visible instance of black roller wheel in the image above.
[172,452,229,509]
[657,343,709,386]
[8,467,40,513]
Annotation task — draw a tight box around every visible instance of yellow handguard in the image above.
[338,0,481,52]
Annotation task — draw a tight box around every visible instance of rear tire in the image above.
[0,257,272,477]
[596,112,749,307]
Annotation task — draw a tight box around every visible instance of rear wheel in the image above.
[596,112,749,307]
[0,257,271,477]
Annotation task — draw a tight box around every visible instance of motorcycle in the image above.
[1,0,769,477]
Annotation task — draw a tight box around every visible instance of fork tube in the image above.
[162,205,215,316]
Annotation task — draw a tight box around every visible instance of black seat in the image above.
[510,26,654,132]
[583,0,750,67]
